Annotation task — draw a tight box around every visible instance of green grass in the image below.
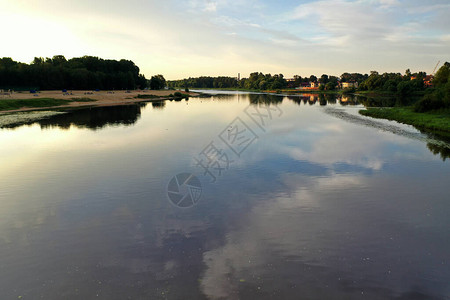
[0,97,97,111]
[360,107,450,133]
[0,98,71,111]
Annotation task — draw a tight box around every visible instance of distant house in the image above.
[286,78,297,89]
[342,82,359,89]
[296,82,320,91]
[410,75,434,87]
[424,75,433,87]
[310,82,319,88]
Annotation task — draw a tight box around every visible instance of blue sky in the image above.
[1,0,449,79]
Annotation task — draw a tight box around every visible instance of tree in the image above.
[325,81,337,90]
[150,74,166,90]
[319,74,329,84]
[433,62,450,87]
[51,55,67,66]
[0,56,147,90]
[405,68,412,77]
[32,57,44,65]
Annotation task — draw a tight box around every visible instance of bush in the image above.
[185,87,189,93]
[414,92,447,112]
[397,81,413,96]
[325,82,337,90]
[383,80,397,93]
[174,92,182,98]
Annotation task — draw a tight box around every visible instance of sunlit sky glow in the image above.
[1,0,449,79]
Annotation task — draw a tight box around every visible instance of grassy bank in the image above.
[0,98,96,111]
[360,107,450,133]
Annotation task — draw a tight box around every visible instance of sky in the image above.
[0,0,449,79]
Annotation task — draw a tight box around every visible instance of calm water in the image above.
[0,92,449,299]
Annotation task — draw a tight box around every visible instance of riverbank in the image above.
[0,90,197,113]
[360,107,450,133]
[189,87,343,95]
[353,91,425,98]
[268,89,341,95]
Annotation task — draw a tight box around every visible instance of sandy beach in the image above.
[0,90,199,114]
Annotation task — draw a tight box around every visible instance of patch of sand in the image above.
[0,90,198,113]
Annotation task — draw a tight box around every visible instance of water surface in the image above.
[0,92,449,299]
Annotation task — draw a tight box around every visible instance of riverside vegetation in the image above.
[0,56,166,91]
[168,63,450,133]
[2,55,449,132]
[360,63,450,133]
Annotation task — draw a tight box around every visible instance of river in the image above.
[0,91,449,299]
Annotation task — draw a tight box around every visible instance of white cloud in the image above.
[204,0,218,12]
[290,0,393,43]
[441,34,450,42]
[2,0,449,78]
[378,0,400,8]
[199,172,369,299]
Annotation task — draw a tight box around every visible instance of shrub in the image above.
[383,80,397,93]
[174,92,182,98]
[185,87,190,93]
[397,81,413,96]
[414,91,447,112]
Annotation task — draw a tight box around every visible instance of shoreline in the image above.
[0,90,198,114]
[360,107,450,136]
[184,87,343,94]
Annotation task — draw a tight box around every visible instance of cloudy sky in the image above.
[1,0,449,79]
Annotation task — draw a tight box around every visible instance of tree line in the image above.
[167,73,289,90]
[168,73,291,90]
[166,69,440,95]
[358,70,426,95]
[167,72,370,91]
[167,76,239,89]
[167,65,449,112]
[0,56,152,90]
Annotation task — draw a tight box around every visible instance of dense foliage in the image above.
[0,56,148,90]
[358,70,426,95]
[168,76,238,89]
[241,73,288,90]
[167,73,289,90]
[168,72,368,91]
[414,62,450,112]
[149,75,166,90]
